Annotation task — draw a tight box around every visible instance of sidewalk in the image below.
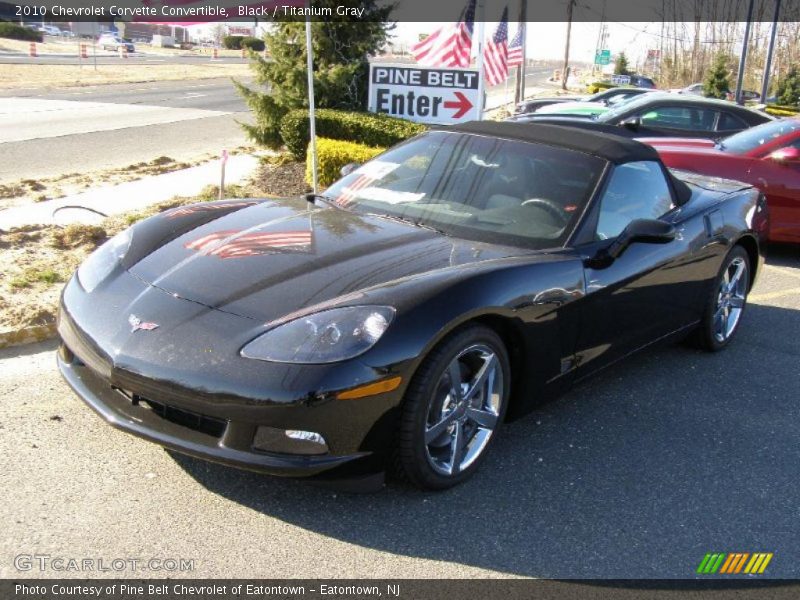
[0,154,262,230]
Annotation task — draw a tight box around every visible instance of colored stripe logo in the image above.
[697,552,773,574]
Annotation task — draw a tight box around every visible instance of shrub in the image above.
[308,138,385,188]
[774,66,800,107]
[282,108,426,160]
[0,22,43,42]
[222,35,244,50]
[764,104,800,117]
[240,37,265,52]
[586,81,614,94]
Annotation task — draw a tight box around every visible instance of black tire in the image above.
[395,324,510,490]
[694,245,751,352]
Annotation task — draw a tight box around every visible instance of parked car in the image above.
[643,118,800,243]
[675,83,761,102]
[57,121,767,491]
[39,25,63,36]
[510,93,773,140]
[514,87,655,115]
[532,90,658,118]
[97,34,135,52]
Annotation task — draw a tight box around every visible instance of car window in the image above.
[720,119,800,154]
[717,111,747,132]
[639,106,716,131]
[324,131,606,250]
[595,161,674,240]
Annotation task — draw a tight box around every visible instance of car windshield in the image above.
[596,93,664,122]
[720,119,800,154]
[323,131,606,249]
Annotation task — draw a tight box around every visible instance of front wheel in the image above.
[395,325,510,490]
[695,245,750,351]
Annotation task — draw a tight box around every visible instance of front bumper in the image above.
[56,274,403,483]
[58,349,367,478]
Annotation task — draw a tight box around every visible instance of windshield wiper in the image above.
[305,192,338,208]
[374,213,449,236]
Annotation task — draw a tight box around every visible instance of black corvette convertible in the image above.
[58,122,768,490]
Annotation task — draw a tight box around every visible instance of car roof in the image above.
[448,121,659,164]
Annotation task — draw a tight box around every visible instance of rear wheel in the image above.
[395,325,510,490]
[695,245,750,351]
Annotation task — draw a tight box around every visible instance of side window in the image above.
[595,162,675,240]
[639,106,716,131]
[717,111,748,132]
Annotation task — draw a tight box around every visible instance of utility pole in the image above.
[734,0,755,105]
[761,0,782,101]
[514,0,527,104]
[475,0,486,119]
[561,0,575,91]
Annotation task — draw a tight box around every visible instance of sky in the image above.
[389,21,734,66]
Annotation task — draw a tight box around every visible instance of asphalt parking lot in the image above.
[1,245,798,580]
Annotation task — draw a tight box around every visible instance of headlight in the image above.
[77,228,132,293]
[241,306,395,364]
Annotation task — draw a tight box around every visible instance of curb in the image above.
[0,323,57,350]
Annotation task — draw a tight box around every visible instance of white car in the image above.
[97,34,135,53]
[40,25,64,36]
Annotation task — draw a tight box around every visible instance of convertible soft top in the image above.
[449,120,660,165]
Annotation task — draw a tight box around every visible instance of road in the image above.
[0,53,248,65]
[0,78,252,181]
[1,247,799,579]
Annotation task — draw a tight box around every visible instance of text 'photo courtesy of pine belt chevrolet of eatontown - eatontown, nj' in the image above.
[1,0,800,598]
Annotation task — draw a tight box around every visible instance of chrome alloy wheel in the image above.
[714,256,748,343]
[424,344,504,476]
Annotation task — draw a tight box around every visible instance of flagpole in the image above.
[305,16,318,193]
[475,12,485,120]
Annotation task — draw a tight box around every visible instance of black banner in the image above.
[2,0,799,23]
[3,580,800,600]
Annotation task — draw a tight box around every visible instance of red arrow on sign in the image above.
[444,91,473,119]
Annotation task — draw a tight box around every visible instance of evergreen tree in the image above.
[703,54,730,99]
[775,66,800,107]
[614,52,631,76]
[235,1,392,148]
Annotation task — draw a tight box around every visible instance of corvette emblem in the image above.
[128,314,159,333]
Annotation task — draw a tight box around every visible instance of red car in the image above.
[642,118,800,243]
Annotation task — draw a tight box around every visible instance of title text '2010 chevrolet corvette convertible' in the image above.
[58,122,768,490]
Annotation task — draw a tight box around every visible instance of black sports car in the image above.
[508,93,773,140]
[58,122,768,491]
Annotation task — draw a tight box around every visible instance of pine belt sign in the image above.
[368,64,480,125]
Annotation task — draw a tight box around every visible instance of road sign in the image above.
[368,64,480,125]
[595,49,611,65]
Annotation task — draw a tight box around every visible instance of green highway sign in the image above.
[595,49,611,65]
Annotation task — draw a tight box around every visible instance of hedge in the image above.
[586,81,615,94]
[241,37,265,52]
[283,108,426,160]
[764,104,800,117]
[222,35,244,49]
[0,22,43,42]
[307,138,385,188]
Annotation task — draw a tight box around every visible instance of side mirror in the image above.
[621,116,641,131]
[768,147,800,164]
[340,162,361,177]
[590,219,676,268]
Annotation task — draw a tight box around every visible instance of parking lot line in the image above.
[749,286,800,303]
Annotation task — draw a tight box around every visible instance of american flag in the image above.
[483,8,509,86]
[334,174,377,207]
[507,24,524,67]
[185,227,313,259]
[163,201,259,220]
[410,0,475,68]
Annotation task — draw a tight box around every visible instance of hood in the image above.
[129,198,533,323]
[535,101,607,116]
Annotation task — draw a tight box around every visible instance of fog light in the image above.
[252,426,328,455]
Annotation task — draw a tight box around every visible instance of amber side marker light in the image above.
[337,376,402,400]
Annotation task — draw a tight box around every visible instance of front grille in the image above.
[117,389,226,439]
